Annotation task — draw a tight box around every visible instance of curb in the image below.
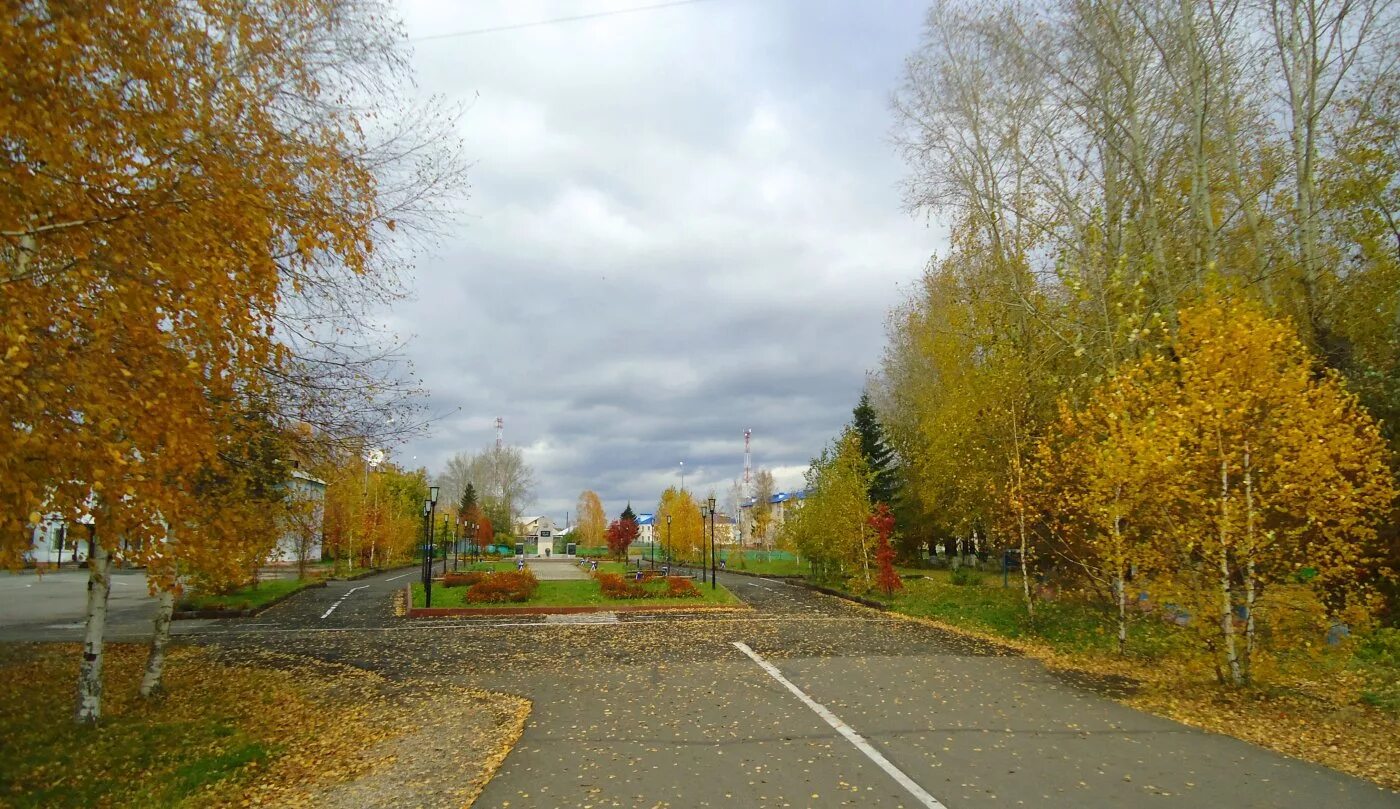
[331,563,417,582]
[402,584,748,618]
[173,579,327,620]
[722,568,807,581]
[798,581,891,611]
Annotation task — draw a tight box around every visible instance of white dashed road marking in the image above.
[320,585,369,619]
[732,641,948,809]
[385,572,413,582]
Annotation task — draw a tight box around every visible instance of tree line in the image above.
[787,0,1399,686]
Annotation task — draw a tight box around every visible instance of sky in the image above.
[388,0,943,521]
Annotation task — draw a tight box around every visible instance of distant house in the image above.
[738,490,806,546]
[636,513,656,545]
[713,513,737,545]
[268,470,327,564]
[518,515,558,553]
[27,514,88,566]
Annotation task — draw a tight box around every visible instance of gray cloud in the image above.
[387,0,941,518]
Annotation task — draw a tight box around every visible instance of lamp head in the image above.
[429,485,440,505]
[708,496,717,512]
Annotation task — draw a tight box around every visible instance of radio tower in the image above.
[743,428,752,484]
[495,417,504,450]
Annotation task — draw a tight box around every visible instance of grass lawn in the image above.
[724,557,807,576]
[178,577,318,612]
[459,560,519,573]
[570,560,630,575]
[413,578,741,609]
[823,568,1186,660]
[0,644,384,808]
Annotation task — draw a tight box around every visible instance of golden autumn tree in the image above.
[783,430,874,586]
[576,490,607,548]
[0,0,457,721]
[749,470,776,550]
[1152,297,1396,685]
[1029,358,1180,654]
[656,487,704,564]
[1031,295,1396,683]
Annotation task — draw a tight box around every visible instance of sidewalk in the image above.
[525,559,589,581]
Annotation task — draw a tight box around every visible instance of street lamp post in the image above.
[666,514,672,569]
[708,496,718,589]
[420,501,431,607]
[422,486,440,608]
[700,504,709,583]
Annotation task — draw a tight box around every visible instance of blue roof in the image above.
[636,513,656,526]
[740,490,806,508]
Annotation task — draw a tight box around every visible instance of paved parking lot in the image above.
[0,569,170,640]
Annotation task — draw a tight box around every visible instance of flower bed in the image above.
[595,572,700,599]
[441,571,484,588]
[465,569,539,603]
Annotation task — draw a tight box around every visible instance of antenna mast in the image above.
[743,428,752,485]
[495,416,504,451]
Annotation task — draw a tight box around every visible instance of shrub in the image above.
[665,576,700,598]
[442,572,484,588]
[596,572,646,599]
[1356,628,1400,713]
[597,572,701,599]
[950,567,984,587]
[465,570,539,603]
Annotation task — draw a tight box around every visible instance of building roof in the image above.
[740,490,806,508]
[636,513,656,526]
[290,469,328,487]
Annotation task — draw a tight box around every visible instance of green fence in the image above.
[719,549,796,562]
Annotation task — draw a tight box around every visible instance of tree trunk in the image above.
[1243,443,1257,684]
[1010,414,1035,618]
[1019,514,1034,619]
[1218,454,1243,686]
[140,588,176,698]
[1112,512,1127,656]
[76,537,112,723]
[1116,567,1127,656]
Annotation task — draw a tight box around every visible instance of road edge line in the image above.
[320,584,369,619]
[731,641,948,809]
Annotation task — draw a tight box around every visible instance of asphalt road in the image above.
[0,568,189,640]
[4,566,1396,807]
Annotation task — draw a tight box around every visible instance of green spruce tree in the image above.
[851,392,897,505]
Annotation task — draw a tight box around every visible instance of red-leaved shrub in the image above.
[465,570,539,603]
[596,572,646,599]
[596,572,702,599]
[665,576,700,598]
[442,572,484,588]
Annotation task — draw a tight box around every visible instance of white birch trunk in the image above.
[75,537,112,723]
[140,588,177,698]
[1019,508,1034,619]
[1112,513,1127,656]
[1243,444,1257,683]
[1116,568,1127,656]
[1218,454,1242,686]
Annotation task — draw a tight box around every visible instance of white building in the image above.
[28,514,88,567]
[518,515,558,555]
[738,490,806,546]
[636,513,656,545]
[267,470,327,564]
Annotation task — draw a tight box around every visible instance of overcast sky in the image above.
[389,0,943,521]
